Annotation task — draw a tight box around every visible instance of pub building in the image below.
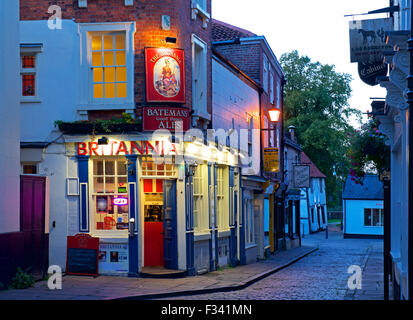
[18,0,256,277]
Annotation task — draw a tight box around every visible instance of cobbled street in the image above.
[161,225,385,300]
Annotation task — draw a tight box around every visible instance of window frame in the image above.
[245,197,255,245]
[263,54,269,93]
[78,22,136,111]
[89,157,130,238]
[216,166,229,230]
[193,164,209,233]
[192,34,209,120]
[20,51,41,103]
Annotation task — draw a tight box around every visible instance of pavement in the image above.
[0,224,388,300]
[0,244,316,300]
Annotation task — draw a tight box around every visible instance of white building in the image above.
[0,0,20,235]
[299,152,328,235]
[342,175,384,238]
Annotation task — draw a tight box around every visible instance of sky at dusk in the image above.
[212,0,390,127]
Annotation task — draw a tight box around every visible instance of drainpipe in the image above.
[408,5,413,300]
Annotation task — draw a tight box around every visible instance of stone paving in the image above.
[0,224,387,300]
[163,225,387,300]
[0,244,316,300]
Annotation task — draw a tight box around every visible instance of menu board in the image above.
[66,234,99,276]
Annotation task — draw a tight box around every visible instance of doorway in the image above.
[143,179,178,269]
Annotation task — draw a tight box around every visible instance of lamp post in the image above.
[262,108,281,254]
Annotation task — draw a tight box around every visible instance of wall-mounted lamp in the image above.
[98,137,109,145]
[268,109,281,122]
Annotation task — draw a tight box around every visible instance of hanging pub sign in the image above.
[143,106,190,131]
[349,18,393,63]
[293,165,310,188]
[263,147,279,173]
[358,61,388,86]
[145,48,185,103]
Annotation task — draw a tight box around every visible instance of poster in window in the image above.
[145,48,185,103]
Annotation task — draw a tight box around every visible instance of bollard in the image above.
[325,225,328,239]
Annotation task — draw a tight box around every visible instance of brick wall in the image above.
[20,0,212,121]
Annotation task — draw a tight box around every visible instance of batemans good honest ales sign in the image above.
[143,106,190,131]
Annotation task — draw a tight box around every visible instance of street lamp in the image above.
[268,109,281,123]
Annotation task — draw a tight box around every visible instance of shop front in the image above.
[64,134,241,277]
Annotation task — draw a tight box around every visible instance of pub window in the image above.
[90,32,127,99]
[216,166,229,230]
[141,156,175,177]
[193,164,209,232]
[92,158,129,232]
[21,54,37,98]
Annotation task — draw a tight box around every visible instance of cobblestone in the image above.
[162,225,386,300]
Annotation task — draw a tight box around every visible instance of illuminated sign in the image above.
[143,106,190,131]
[145,48,186,103]
[77,140,178,156]
[113,197,128,206]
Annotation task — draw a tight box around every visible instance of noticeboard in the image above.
[263,147,279,173]
[66,234,99,276]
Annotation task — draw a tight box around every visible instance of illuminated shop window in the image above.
[21,54,36,97]
[90,32,127,99]
[216,166,229,230]
[141,156,175,177]
[92,158,129,232]
[193,164,209,232]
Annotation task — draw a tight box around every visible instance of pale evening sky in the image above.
[212,0,390,127]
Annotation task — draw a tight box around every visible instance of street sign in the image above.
[293,165,310,188]
[263,147,279,173]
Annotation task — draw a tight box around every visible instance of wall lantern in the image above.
[98,136,109,145]
[268,109,281,122]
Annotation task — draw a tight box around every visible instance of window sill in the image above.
[194,232,211,242]
[191,4,210,28]
[77,103,134,111]
[245,243,257,250]
[217,229,231,238]
[21,97,41,103]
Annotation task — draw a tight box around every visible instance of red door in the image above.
[144,222,164,266]
[20,175,48,279]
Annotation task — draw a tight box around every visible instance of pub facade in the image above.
[19,0,262,277]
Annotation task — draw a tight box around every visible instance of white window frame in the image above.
[191,0,210,28]
[78,22,136,112]
[192,34,210,121]
[193,164,209,233]
[245,197,255,245]
[216,166,229,231]
[263,54,269,93]
[89,157,130,238]
[20,46,42,103]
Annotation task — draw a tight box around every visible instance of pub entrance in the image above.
[142,178,178,271]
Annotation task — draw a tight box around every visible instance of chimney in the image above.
[288,125,296,141]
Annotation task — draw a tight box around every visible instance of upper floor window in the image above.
[269,68,274,104]
[20,43,42,103]
[263,54,269,93]
[192,35,208,118]
[78,22,135,111]
[193,0,207,11]
[91,32,127,99]
[276,79,281,108]
[191,0,210,28]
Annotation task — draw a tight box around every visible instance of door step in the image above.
[140,267,187,278]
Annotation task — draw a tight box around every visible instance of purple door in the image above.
[20,175,48,279]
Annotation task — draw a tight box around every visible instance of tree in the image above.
[280,50,361,209]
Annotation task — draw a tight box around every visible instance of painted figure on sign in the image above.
[154,57,180,97]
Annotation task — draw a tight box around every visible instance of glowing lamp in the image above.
[268,109,281,122]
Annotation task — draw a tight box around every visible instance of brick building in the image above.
[16,0,268,278]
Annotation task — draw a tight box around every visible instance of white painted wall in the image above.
[20,20,80,142]
[343,199,384,236]
[299,177,328,234]
[212,57,260,176]
[0,0,20,234]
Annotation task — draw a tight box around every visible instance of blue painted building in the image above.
[342,175,384,239]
